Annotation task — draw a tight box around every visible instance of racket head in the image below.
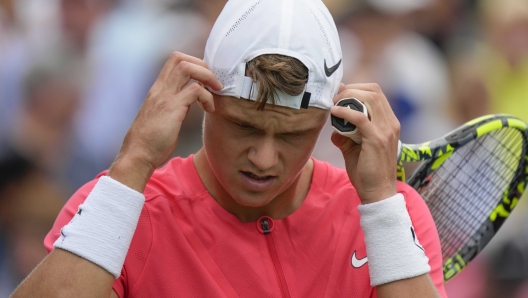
[400,114,528,282]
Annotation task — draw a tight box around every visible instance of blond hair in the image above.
[245,54,309,110]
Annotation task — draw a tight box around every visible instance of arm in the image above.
[372,184,446,298]
[330,83,441,297]
[377,275,440,298]
[368,196,443,298]
[11,52,223,298]
[11,249,116,298]
[12,178,117,298]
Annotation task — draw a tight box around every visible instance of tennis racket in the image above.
[332,98,528,283]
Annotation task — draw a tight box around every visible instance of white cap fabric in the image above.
[204,0,343,110]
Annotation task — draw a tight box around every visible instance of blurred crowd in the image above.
[0,0,527,296]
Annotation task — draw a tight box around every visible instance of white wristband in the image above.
[358,193,430,286]
[54,176,145,278]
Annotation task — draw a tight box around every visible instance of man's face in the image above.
[202,95,328,208]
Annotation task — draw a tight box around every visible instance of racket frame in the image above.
[397,114,528,282]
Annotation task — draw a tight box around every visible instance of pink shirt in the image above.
[45,156,446,297]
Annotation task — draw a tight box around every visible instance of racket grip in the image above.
[331,98,368,144]
[331,98,403,161]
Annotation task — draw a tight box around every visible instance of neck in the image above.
[193,149,313,222]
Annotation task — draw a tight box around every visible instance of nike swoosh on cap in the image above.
[351,250,368,268]
[324,58,342,77]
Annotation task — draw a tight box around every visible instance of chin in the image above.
[231,192,276,208]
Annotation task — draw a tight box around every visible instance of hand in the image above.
[330,83,400,204]
[108,52,223,192]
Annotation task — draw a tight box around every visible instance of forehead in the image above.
[214,95,328,130]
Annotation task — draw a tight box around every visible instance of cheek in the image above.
[282,139,317,171]
[203,116,244,170]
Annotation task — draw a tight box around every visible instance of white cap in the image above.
[204,0,343,110]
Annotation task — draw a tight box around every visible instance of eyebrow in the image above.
[225,115,318,135]
[226,115,258,128]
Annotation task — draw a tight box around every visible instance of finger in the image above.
[338,83,346,93]
[339,86,400,152]
[334,88,384,122]
[157,52,222,92]
[331,130,355,151]
[169,61,223,93]
[342,83,382,92]
[337,87,390,127]
[352,83,400,136]
[332,87,370,105]
[344,83,398,126]
[178,82,215,113]
[330,105,375,137]
[157,52,207,85]
[158,52,209,81]
[331,131,360,170]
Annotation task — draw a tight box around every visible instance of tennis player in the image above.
[13,0,446,297]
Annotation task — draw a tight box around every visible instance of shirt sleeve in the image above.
[44,178,97,252]
[398,181,447,298]
[44,174,127,298]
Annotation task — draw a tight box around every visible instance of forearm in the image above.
[11,249,114,298]
[376,274,440,298]
[109,151,155,193]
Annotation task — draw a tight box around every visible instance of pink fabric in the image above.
[444,256,487,298]
[45,156,446,297]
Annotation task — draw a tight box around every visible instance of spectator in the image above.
[7,50,83,178]
[313,0,455,168]
[0,149,65,297]
[449,0,528,123]
[445,2,528,294]
[66,0,210,188]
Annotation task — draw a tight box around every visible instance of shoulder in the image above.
[44,156,198,252]
[143,155,205,200]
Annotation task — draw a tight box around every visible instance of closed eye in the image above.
[234,122,255,130]
[283,132,303,139]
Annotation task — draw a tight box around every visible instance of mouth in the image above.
[240,171,277,191]
[242,171,275,180]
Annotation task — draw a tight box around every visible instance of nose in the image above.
[247,137,278,171]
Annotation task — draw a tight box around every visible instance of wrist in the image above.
[358,193,430,286]
[54,176,145,278]
[358,186,397,205]
[109,154,155,193]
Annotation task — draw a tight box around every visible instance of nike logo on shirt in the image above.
[324,59,342,77]
[351,251,368,268]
